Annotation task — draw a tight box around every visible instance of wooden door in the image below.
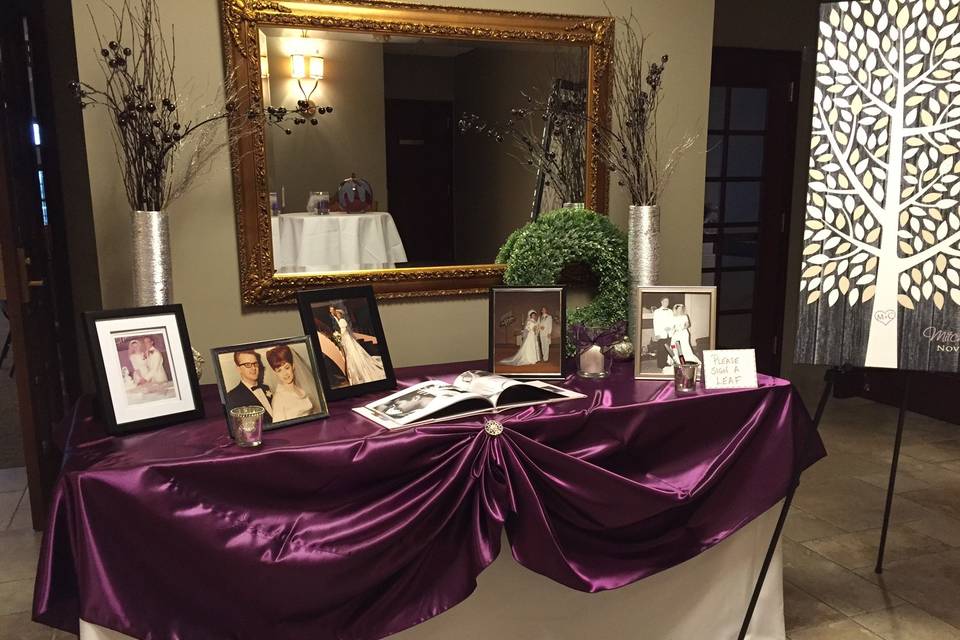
[385,99,455,266]
[0,0,80,529]
[703,48,801,375]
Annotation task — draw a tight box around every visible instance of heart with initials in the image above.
[874,309,896,325]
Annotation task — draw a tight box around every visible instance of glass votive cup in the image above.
[673,363,699,394]
[230,406,264,447]
[577,344,614,379]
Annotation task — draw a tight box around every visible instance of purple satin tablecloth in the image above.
[33,361,824,640]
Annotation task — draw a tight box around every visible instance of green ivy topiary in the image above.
[497,207,629,353]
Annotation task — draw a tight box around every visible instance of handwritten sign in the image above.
[703,349,758,390]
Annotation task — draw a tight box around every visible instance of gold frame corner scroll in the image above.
[222,0,613,305]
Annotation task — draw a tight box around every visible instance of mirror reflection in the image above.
[259,27,588,274]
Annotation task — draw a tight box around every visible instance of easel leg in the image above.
[875,374,911,574]
[737,369,836,640]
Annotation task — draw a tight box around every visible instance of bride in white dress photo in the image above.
[330,306,386,385]
[499,310,542,367]
[670,304,701,364]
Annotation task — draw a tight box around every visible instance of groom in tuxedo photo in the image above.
[652,297,674,369]
[226,350,274,424]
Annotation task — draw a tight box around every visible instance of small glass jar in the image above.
[673,363,699,394]
[230,406,264,447]
[577,344,614,379]
[307,191,331,214]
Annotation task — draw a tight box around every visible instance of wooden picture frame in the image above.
[297,285,397,401]
[488,286,566,379]
[84,305,204,435]
[210,335,329,431]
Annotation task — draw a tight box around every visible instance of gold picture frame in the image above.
[221,0,613,306]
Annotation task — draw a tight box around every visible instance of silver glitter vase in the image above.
[628,204,661,336]
[132,209,172,306]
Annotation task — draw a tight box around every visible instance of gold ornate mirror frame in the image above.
[222,0,613,305]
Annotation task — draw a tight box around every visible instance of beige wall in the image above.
[73,0,714,381]
[264,36,388,213]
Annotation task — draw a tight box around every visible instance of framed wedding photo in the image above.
[634,286,717,380]
[84,305,204,435]
[488,286,566,379]
[297,286,396,401]
[210,336,329,431]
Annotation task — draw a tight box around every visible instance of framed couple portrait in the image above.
[297,285,396,401]
[488,286,566,379]
[84,305,204,435]
[634,286,717,380]
[210,336,329,431]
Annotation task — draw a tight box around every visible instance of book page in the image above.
[452,370,524,401]
[364,381,490,427]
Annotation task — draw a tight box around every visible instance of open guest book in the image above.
[355,370,586,429]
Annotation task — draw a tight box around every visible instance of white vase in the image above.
[628,204,661,336]
[131,209,172,306]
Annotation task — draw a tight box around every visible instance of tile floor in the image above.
[0,396,958,639]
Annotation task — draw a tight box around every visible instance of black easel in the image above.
[875,372,911,574]
[737,366,911,638]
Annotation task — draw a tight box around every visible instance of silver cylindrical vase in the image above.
[132,209,172,306]
[628,204,661,335]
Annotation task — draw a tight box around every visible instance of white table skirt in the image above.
[78,503,785,640]
[271,211,408,273]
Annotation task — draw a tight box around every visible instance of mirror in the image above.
[222,0,612,304]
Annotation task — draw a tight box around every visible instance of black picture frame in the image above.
[488,286,566,379]
[84,305,204,435]
[296,285,397,401]
[210,335,330,432]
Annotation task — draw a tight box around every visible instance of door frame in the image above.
[0,0,96,529]
[708,47,801,375]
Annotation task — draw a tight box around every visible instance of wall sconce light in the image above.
[291,54,323,80]
[308,56,324,80]
[291,53,324,105]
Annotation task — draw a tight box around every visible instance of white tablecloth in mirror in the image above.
[77,504,785,640]
[271,211,407,273]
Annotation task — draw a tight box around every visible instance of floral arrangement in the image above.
[595,14,697,206]
[70,0,331,212]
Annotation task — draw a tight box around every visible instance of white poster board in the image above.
[795,0,960,373]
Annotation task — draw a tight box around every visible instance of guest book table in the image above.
[34,362,823,640]
[271,211,408,273]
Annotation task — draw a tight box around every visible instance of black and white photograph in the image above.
[635,286,717,379]
[211,336,329,430]
[85,305,204,435]
[297,286,396,401]
[489,286,565,378]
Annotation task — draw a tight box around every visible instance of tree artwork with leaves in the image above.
[799,0,960,370]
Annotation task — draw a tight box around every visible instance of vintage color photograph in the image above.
[113,331,178,405]
[489,287,565,378]
[298,286,396,401]
[85,305,204,435]
[212,337,329,430]
[635,286,717,379]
